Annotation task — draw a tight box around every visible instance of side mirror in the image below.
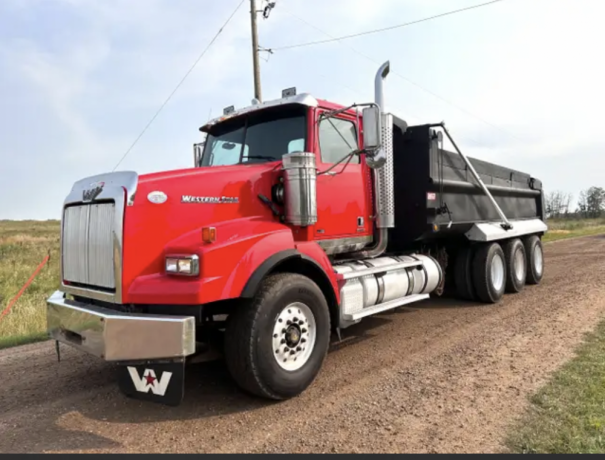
[193,142,204,167]
[362,106,381,151]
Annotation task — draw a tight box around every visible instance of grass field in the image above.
[0,217,604,350]
[542,218,605,243]
[506,320,605,453]
[0,220,60,348]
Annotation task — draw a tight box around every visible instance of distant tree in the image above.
[561,191,573,216]
[546,190,574,218]
[586,186,605,218]
[576,187,604,218]
[576,190,588,217]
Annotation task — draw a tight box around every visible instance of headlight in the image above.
[165,255,199,276]
[166,258,178,273]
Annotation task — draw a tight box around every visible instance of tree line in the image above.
[546,186,605,219]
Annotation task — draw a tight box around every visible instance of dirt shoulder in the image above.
[1,235,604,453]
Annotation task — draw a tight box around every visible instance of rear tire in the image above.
[472,242,506,304]
[224,273,331,400]
[454,246,476,301]
[524,235,544,285]
[503,238,527,293]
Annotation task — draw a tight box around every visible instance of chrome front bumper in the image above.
[47,290,196,362]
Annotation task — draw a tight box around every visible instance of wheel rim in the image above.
[491,253,505,291]
[272,302,316,372]
[514,247,526,281]
[534,244,543,276]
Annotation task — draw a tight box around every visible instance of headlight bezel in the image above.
[165,254,199,276]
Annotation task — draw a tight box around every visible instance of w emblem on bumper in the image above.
[118,361,185,406]
[127,367,172,396]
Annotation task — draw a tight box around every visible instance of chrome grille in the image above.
[62,202,116,289]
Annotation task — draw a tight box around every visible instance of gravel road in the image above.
[1,235,604,453]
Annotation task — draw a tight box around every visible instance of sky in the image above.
[1,0,604,219]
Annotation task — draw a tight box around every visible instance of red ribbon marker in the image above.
[0,251,51,324]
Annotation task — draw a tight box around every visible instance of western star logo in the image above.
[127,367,173,396]
[181,195,239,204]
[82,181,105,202]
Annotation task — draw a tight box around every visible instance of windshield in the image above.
[200,105,307,166]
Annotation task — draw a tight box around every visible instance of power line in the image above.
[276,5,521,143]
[111,0,245,172]
[272,0,505,51]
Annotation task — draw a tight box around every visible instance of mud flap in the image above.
[117,359,186,407]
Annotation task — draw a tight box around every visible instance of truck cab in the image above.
[47,61,547,406]
[198,94,375,249]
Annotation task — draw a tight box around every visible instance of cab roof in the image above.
[199,93,357,132]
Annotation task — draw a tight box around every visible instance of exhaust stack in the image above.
[348,61,395,260]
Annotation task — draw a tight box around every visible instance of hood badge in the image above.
[148,191,168,204]
[181,195,239,204]
[82,181,104,202]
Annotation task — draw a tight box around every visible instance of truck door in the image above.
[314,111,373,254]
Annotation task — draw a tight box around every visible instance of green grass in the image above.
[506,321,605,453]
[0,332,50,349]
[543,218,605,243]
[0,220,60,349]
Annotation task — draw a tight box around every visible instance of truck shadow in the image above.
[3,316,404,453]
[51,315,400,429]
[6,297,487,452]
[81,315,398,424]
[415,296,485,310]
[69,301,477,426]
[83,299,482,421]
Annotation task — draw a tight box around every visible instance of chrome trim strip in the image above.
[406,269,414,296]
[47,290,196,361]
[61,171,138,304]
[344,294,429,321]
[339,260,422,280]
[375,273,386,305]
[317,235,373,255]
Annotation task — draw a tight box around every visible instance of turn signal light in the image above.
[202,227,216,243]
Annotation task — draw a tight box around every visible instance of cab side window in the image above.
[318,117,359,164]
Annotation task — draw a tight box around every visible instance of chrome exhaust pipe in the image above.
[348,61,393,260]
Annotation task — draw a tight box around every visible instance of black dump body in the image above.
[387,121,546,253]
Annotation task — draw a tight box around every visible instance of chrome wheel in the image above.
[272,302,316,372]
[491,253,505,292]
[534,244,543,276]
[514,247,526,282]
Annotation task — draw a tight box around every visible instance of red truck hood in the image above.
[121,162,281,288]
[136,163,279,206]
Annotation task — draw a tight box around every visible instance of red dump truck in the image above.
[47,61,548,405]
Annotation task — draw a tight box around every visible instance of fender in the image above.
[240,249,301,298]
[127,218,340,307]
[239,240,341,310]
[127,218,295,305]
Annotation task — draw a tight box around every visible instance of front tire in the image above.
[472,242,507,304]
[224,273,331,400]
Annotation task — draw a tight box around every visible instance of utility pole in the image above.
[250,0,262,102]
